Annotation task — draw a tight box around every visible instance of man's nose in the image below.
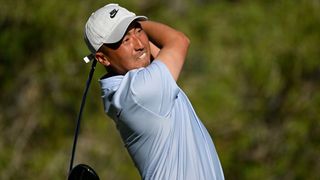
[132,36,144,50]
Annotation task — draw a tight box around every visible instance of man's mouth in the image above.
[138,52,147,59]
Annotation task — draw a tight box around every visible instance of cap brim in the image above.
[105,16,147,44]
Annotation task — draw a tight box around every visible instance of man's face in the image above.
[98,21,151,75]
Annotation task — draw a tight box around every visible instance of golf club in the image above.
[68,59,100,180]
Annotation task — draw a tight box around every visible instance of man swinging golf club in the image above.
[83,3,224,180]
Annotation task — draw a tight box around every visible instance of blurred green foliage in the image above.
[0,0,319,179]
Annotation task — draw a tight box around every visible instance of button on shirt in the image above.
[100,60,224,180]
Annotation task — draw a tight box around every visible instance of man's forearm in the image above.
[141,21,189,49]
[140,20,190,81]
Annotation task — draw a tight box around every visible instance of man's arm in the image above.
[141,21,190,81]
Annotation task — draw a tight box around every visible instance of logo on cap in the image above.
[109,9,119,18]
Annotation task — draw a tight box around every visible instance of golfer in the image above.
[84,3,224,180]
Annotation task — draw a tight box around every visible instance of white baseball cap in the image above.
[83,3,147,63]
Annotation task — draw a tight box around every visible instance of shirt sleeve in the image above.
[129,60,180,117]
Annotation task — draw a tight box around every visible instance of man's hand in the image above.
[149,41,160,60]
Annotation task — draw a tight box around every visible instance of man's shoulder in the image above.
[99,75,123,91]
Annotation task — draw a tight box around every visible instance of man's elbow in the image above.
[177,31,190,49]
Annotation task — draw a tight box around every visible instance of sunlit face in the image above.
[97,21,151,75]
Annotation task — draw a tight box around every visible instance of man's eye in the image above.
[123,38,129,43]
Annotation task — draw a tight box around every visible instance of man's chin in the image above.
[142,61,151,68]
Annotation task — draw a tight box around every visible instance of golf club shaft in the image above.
[69,59,97,172]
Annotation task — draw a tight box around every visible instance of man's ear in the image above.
[95,52,110,66]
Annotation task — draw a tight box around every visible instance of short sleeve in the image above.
[129,60,180,117]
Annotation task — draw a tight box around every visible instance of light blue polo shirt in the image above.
[100,60,224,180]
